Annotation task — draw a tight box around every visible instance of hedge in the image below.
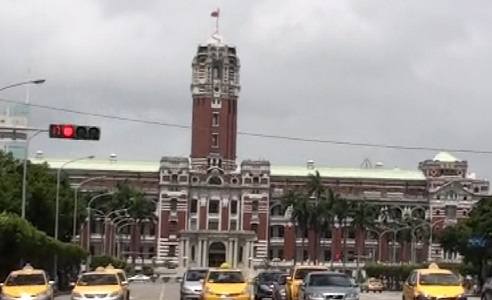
[0,212,87,277]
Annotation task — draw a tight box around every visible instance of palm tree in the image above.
[350,202,377,270]
[282,191,310,264]
[306,170,325,263]
[332,195,351,270]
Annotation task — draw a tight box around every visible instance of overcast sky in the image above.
[1,0,492,179]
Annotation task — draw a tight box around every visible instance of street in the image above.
[54,283,482,300]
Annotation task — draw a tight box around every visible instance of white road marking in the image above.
[159,282,167,300]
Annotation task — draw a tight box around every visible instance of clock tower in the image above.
[190,33,240,171]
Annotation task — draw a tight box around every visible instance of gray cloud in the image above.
[1,0,492,179]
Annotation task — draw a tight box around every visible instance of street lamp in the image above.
[53,155,94,279]
[0,79,46,220]
[86,192,116,251]
[0,79,46,92]
[21,129,48,219]
[72,176,107,241]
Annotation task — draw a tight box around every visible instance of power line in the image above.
[1,97,492,154]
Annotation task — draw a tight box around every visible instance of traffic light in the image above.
[49,124,101,140]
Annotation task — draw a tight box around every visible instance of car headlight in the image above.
[306,293,324,299]
[109,292,121,297]
[36,292,47,297]
[347,292,359,298]
[279,289,286,295]
[180,287,193,293]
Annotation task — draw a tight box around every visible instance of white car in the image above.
[128,274,151,282]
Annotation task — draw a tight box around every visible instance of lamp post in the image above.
[21,129,48,218]
[73,176,107,241]
[115,222,134,258]
[102,209,129,254]
[53,155,94,279]
[0,79,46,219]
[86,192,116,251]
[0,79,46,92]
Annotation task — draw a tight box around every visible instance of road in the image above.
[55,283,482,300]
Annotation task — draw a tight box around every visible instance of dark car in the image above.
[253,271,285,300]
[272,274,288,300]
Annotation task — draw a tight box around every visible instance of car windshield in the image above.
[419,273,460,286]
[258,272,283,283]
[307,274,352,287]
[186,270,208,282]
[294,269,327,280]
[5,274,46,286]
[278,275,288,285]
[207,271,245,283]
[77,274,119,286]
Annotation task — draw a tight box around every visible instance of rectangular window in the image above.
[190,199,198,214]
[230,219,237,230]
[212,113,219,126]
[209,200,220,214]
[189,219,197,230]
[212,134,219,148]
[208,220,219,230]
[169,245,176,257]
[252,200,259,212]
[230,200,238,214]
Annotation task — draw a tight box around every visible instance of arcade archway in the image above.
[208,242,226,267]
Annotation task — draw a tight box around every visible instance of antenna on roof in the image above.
[360,158,373,169]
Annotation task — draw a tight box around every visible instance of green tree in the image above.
[0,151,82,242]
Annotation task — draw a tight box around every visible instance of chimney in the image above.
[307,160,315,170]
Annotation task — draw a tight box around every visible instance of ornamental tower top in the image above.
[190,11,241,171]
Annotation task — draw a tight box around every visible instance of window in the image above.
[212,134,219,147]
[190,199,198,214]
[251,223,258,234]
[208,220,219,230]
[209,200,220,214]
[252,200,259,212]
[170,198,178,211]
[169,221,178,234]
[230,220,237,230]
[189,219,197,230]
[230,200,238,214]
[169,245,176,257]
[212,113,219,126]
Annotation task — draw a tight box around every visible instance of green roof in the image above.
[270,166,425,180]
[30,157,426,180]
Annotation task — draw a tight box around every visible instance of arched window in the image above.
[208,176,222,185]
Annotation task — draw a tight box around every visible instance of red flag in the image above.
[211,9,219,18]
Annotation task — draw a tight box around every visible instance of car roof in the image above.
[306,271,348,276]
[187,267,209,271]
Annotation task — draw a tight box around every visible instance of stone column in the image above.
[178,239,185,269]
[245,241,251,269]
[183,239,188,268]
[197,239,203,266]
[202,240,208,267]
[232,239,238,268]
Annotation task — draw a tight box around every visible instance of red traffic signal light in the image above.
[49,124,101,141]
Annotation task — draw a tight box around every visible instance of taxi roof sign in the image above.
[428,263,440,269]
[106,264,115,270]
[219,263,231,269]
[22,264,34,270]
[95,267,105,271]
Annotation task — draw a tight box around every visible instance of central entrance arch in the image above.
[208,242,226,267]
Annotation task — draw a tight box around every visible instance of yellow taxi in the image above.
[201,263,251,300]
[403,263,466,300]
[104,265,130,300]
[0,264,54,300]
[71,267,127,300]
[285,265,329,300]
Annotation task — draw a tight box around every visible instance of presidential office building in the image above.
[31,31,490,268]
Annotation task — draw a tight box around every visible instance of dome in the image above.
[433,152,460,162]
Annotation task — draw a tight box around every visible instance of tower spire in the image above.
[210,8,220,34]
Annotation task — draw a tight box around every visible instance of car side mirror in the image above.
[300,282,306,290]
[121,281,128,286]
[286,276,292,283]
[0,283,3,287]
[69,282,75,287]
[48,281,55,286]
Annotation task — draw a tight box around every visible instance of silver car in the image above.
[180,267,209,300]
[298,271,359,300]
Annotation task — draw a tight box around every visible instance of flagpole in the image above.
[215,9,220,34]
